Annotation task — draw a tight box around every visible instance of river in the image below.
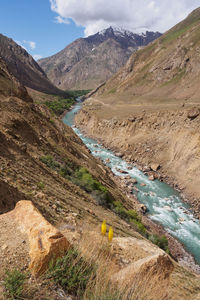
[63,101,200,266]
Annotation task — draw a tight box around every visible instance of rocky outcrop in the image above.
[13,201,70,277]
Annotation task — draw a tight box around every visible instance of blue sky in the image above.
[0,0,199,60]
[0,0,84,59]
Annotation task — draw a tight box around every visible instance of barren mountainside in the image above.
[94,8,200,101]
[38,27,161,90]
[0,34,63,95]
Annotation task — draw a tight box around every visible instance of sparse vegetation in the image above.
[112,201,169,252]
[37,182,45,190]
[40,155,60,170]
[108,88,116,94]
[39,154,170,253]
[4,269,27,300]
[66,89,91,98]
[112,201,147,236]
[45,97,75,115]
[161,18,200,45]
[46,247,95,298]
[40,155,112,206]
[72,167,112,206]
[148,234,170,253]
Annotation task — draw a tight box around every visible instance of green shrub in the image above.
[37,182,45,190]
[4,269,27,300]
[46,248,95,297]
[126,209,141,222]
[40,155,60,169]
[112,202,147,236]
[133,220,147,236]
[73,168,111,206]
[148,234,169,252]
[66,89,91,98]
[113,202,140,222]
[45,97,75,115]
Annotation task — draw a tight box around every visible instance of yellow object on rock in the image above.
[101,220,107,236]
[108,226,113,242]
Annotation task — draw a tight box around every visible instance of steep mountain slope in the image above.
[38,27,161,90]
[75,8,200,207]
[0,34,63,95]
[93,8,200,101]
[0,51,200,300]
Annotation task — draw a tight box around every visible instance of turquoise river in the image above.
[63,101,200,266]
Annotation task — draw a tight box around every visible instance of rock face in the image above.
[0,34,63,95]
[38,27,161,90]
[13,201,70,277]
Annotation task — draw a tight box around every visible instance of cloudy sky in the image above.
[0,0,199,59]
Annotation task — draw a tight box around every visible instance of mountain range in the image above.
[38,27,161,90]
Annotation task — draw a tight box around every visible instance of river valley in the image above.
[63,101,200,272]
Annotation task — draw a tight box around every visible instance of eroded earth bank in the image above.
[75,101,200,219]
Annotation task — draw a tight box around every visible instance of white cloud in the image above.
[33,54,43,61]
[49,0,199,35]
[15,40,36,50]
[24,40,36,49]
[55,15,69,24]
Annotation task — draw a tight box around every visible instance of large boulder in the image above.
[13,201,70,277]
[151,163,160,172]
[110,237,174,300]
[79,233,174,300]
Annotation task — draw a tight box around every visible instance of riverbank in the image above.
[71,125,200,274]
[67,102,200,274]
[74,101,200,220]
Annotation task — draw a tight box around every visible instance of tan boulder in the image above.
[109,237,174,300]
[80,233,174,300]
[151,163,160,172]
[13,200,70,277]
[112,253,173,299]
[149,174,155,181]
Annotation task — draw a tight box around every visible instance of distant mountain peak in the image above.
[38,27,162,90]
[99,26,135,37]
[98,26,160,39]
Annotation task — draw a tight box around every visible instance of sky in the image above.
[0,0,199,60]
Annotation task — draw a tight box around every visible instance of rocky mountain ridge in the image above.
[0,33,64,95]
[38,27,161,90]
